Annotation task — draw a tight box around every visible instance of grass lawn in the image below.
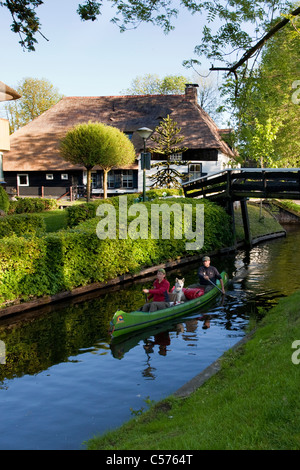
[40,209,68,232]
[85,291,300,450]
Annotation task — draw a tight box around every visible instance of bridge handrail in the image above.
[182,168,300,200]
[182,168,300,187]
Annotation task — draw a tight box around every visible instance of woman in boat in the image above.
[141,268,170,312]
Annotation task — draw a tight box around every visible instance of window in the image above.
[169,153,183,162]
[122,170,133,188]
[124,131,133,140]
[189,164,202,180]
[61,174,68,180]
[91,172,101,189]
[17,174,29,186]
[107,171,115,188]
[46,174,54,180]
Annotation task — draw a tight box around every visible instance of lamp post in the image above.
[137,127,153,201]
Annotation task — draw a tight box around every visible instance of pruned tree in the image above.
[59,121,136,201]
[149,115,187,189]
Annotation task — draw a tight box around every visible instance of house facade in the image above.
[3,84,236,199]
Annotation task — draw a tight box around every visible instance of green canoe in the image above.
[109,271,228,338]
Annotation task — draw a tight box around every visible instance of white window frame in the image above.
[189,163,202,180]
[17,174,29,186]
[61,173,68,180]
[122,170,133,188]
[169,153,183,162]
[46,174,54,180]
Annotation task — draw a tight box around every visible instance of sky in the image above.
[0,0,215,99]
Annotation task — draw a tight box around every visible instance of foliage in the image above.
[239,118,282,167]
[66,202,102,228]
[0,213,45,238]
[1,1,293,65]
[223,14,300,166]
[8,197,58,214]
[5,77,63,133]
[65,191,184,227]
[0,0,44,50]
[0,235,49,302]
[59,121,136,201]
[0,186,9,213]
[121,74,189,95]
[149,115,188,188]
[0,197,233,305]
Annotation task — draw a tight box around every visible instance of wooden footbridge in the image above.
[182,168,300,246]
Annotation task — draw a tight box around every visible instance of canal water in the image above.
[0,226,300,450]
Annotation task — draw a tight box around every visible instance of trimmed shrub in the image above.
[0,186,9,213]
[65,194,140,228]
[0,197,233,306]
[65,190,183,228]
[0,236,49,303]
[8,197,58,215]
[0,213,46,238]
[66,202,100,228]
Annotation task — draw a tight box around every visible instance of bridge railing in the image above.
[182,168,300,200]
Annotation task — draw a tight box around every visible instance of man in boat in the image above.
[197,256,225,294]
[141,268,170,312]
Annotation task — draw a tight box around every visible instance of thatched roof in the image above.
[4,85,235,171]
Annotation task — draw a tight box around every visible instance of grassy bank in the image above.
[235,202,283,240]
[85,291,300,450]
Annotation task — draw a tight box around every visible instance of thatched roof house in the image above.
[3,84,235,198]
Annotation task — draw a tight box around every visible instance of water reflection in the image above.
[110,292,251,369]
[0,226,300,449]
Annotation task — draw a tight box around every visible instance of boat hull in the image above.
[109,272,228,338]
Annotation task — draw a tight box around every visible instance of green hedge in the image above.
[0,197,233,306]
[8,197,58,214]
[0,186,9,213]
[66,194,140,228]
[0,213,46,238]
[65,189,183,228]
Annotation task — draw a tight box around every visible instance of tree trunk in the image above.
[103,169,108,199]
[86,167,92,202]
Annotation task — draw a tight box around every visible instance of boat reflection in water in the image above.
[110,294,229,362]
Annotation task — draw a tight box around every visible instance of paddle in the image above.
[206,277,236,299]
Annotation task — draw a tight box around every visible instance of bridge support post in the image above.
[240,199,252,247]
[226,199,237,248]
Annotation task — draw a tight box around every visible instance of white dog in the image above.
[170,278,186,304]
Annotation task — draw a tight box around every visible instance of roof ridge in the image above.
[63,94,184,99]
